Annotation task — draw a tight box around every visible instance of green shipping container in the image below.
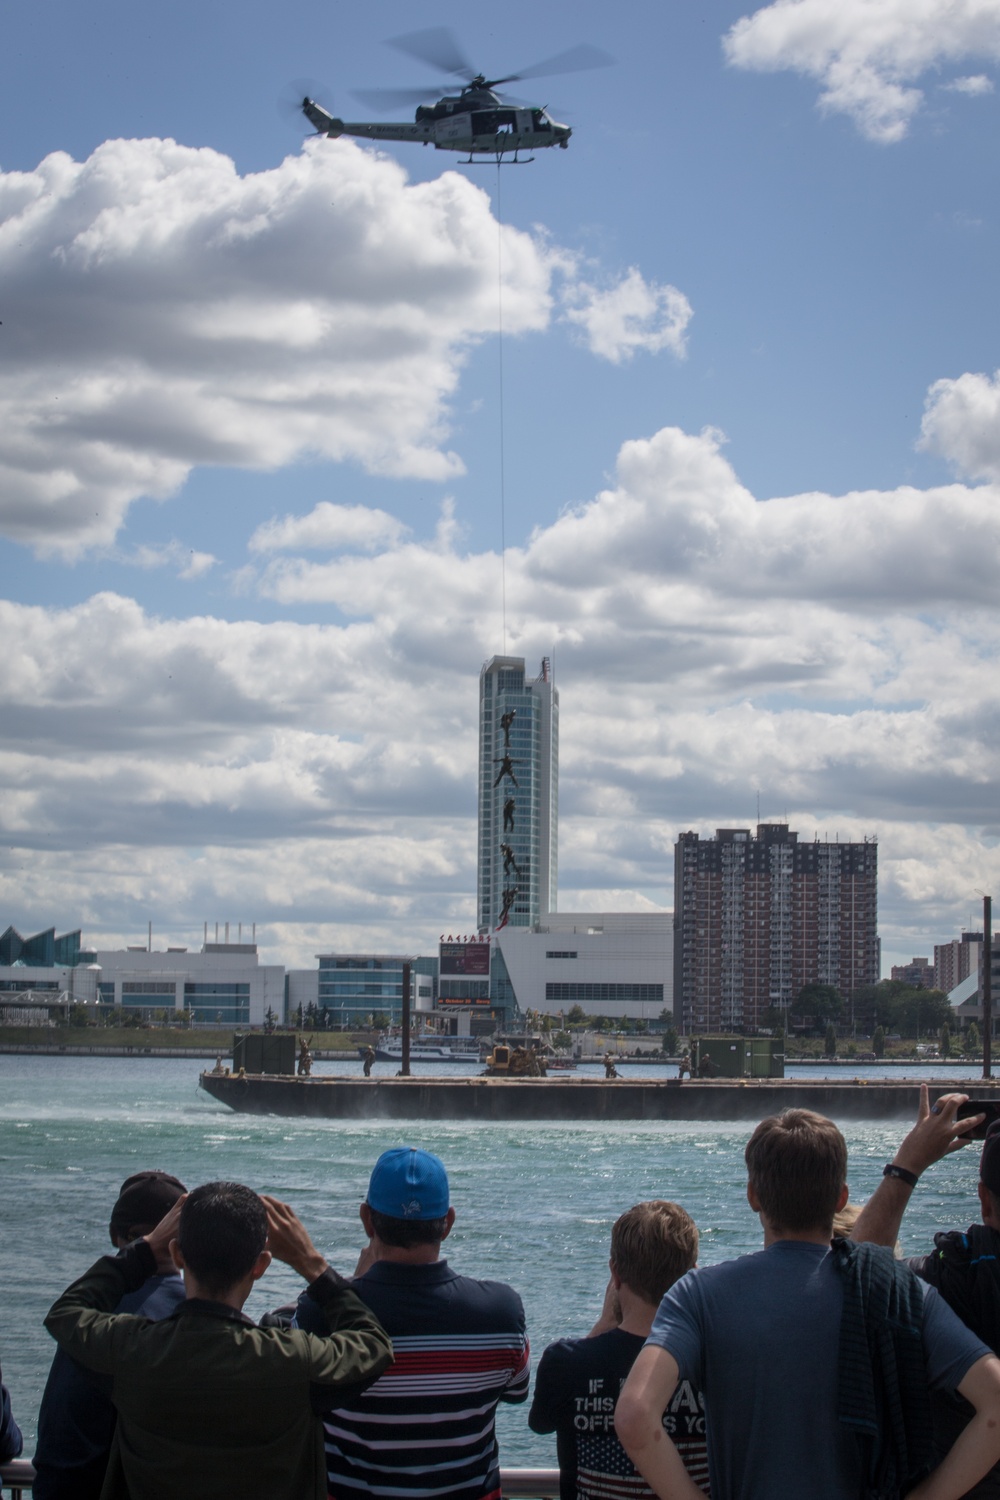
[692,1036,784,1079]
[745,1036,785,1078]
[233,1033,296,1075]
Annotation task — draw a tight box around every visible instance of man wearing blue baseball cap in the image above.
[295,1146,529,1500]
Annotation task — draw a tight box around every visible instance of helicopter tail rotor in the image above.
[302,97,344,137]
[278,77,336,134]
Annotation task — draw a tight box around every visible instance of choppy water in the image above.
[0,1054,989,1465]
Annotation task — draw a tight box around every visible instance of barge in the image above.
[198,1071,1000,1124]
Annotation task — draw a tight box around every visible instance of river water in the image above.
[0,1054,991,1465]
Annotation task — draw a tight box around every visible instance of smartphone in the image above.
[955,1100,1000,1140]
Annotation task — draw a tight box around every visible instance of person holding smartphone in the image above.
[852,1085,1000,1498]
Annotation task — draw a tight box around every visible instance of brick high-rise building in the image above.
[673,824,878,1034]
[891,958,935,989]
[934,933,983,994]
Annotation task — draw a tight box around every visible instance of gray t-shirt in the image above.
[647,1240,991,1500]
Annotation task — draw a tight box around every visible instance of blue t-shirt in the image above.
[647,1240,991,1500]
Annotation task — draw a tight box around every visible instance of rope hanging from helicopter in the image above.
[495,160,508,657]
[295,32,615,654]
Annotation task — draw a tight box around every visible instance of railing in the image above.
[0,1461,560,1498]
[500,1471,560,1498]
[0,1461,33,1499]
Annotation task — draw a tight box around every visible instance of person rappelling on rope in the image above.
[501,842,522,877]
[497,884,518,930]
[503,797,516,832]
[494,753,520,787]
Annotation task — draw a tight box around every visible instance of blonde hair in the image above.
[831,1202,861,1240]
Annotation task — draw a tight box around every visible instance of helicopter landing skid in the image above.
[464,152,535,166]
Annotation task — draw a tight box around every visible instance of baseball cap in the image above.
[367,1147,449,1220]
[110,1170,187,1239]
[981,1123,1000,1197]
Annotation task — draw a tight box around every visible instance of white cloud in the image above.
[724,0,1000,141]
[920,370,1000,481]
[0,136,559,557]
[2,413,1000,967]
[561,268,692,363]
[943,72,995,92]
[248,502,409,555]
[113,541,218,578]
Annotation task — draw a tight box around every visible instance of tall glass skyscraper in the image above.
[477,655,558,932]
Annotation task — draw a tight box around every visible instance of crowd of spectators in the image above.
[4,1087,1000,1499]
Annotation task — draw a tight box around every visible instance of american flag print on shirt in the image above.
[528,1328,709,1500]
[573,1377,709,1500]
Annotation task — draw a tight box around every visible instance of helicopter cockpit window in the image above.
[531,110,551,130]
[471,109,517,136]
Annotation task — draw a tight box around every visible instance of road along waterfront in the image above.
[0,1054,991,1465]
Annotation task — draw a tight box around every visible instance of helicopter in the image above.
[299,28,613,164]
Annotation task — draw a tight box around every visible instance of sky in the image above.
[1,0,999,975]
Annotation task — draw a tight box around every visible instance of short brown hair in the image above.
[745,1110,847,1234]
[610,1200,698,1305]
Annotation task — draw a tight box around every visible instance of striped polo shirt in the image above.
[297,1258,529,1500]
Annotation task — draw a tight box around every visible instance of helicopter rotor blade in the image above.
[353,86,441,112]
[386,27,476,80]
[486,43,615,90]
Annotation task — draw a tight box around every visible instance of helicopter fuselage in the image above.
[302,94,571,158]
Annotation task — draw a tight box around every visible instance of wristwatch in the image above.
[883,1163,919,1188]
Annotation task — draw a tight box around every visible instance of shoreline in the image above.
[0,1044,975,1068]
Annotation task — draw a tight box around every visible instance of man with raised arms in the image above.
[45,1181,393,1500]
[616,1107,1000,1500]
[852,1085,1000,1496]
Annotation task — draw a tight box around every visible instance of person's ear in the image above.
[251,1249,273,1283]
[440,1207,456,1241]
[170,1239,185,1272]
[747,1181,761,1213]
[360,1202,375,1238]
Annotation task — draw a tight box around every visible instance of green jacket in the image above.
[45,1241,394,1500]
